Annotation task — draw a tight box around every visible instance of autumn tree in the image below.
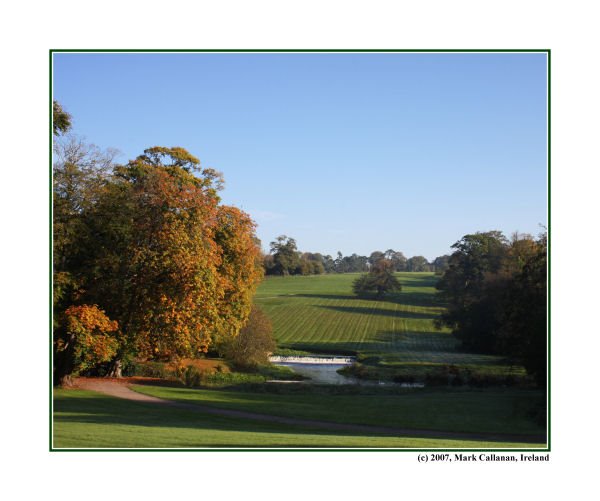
[213,206,264,345]
[94,147,261,364]
[53,142,262,381]
[54,305,119,386]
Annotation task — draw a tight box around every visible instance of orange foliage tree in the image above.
[54,146,263,381]
[54,305,119,385]
[213,205,264,346]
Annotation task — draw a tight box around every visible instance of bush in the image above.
[223,305,276,369]
[183,366,203,387]
[54,304,120,384]
[123,361,168,378]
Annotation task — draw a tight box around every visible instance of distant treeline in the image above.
[265,231,548,388]
[263,235,450,276]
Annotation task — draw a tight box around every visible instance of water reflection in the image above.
[274,362,357,385]
[270,355,425,387]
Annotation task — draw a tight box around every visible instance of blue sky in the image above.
[53,52,547,260]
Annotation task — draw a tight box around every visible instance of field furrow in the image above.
[257,272,514,369]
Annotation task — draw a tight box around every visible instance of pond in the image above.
[269,355,424,387]
[271,360,357,385]
[269,355,356,384]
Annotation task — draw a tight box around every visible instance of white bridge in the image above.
[269,355,355,365]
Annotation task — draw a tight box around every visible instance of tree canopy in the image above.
[266,235,301,275]
[53,138,262,383]
[221,305,276,369]
[436,230,547,386]
[352,259,402,299]
[53,100,72,136]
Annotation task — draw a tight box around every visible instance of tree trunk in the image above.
[106,358,123,378]
[58,374,74,387]
[53,336,75,387]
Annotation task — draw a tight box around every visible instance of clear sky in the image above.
[53,52,548,260]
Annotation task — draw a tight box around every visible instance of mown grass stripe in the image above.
[257,273,517,371]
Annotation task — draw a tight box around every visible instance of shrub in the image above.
[183,366,203,387]
[201,371,266,386]
[123,361,168,378]
[223,305,276,369]
[55,305,120,384]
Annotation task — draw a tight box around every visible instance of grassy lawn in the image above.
[256,273,524,378]
[131,384,545,437]
[53,389,544,449]
[53,272,545,449]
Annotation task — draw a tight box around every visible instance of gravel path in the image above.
[74,377,547,444]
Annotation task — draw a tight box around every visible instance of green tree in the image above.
[368,251,385,267]
[269,235,300,275]
[353,259,402,299]
[435,231,547,387]
[53,100,72,136]
[302,252,326,274]
[52,135,119,334]
[498,234,547,387]
[407,255,430,272]
[435,231,510,352]
[222,305,276,368]
[322,254,336,273]
[432,255,450,273]
[385,249,407,271]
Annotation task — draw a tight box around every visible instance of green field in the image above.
[256,273,520,377]
[53,389,544,449]
[53,272,544,449]
[131,384,545,437]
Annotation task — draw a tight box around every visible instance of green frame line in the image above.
[49,48,551,453]
[50,49,548,52]
[547,50,551,451]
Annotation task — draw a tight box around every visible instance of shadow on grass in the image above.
[295,291,445,307]
[278,337,509,369]
[280,335,463,357]
[54,393,369,438]
[372,330,458,349]
[52,392,464,443]
[53,390,547,445]
[317,304,438,320]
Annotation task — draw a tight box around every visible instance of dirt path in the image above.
[75,378,168,403]
[74,377,547,444]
